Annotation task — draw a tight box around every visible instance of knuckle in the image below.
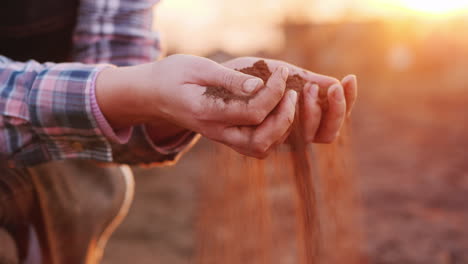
[330,78,341,86]
[191,101,211,121]
[221,72,236,89]
[271,82,285,99]
[191,102,204,118]
[251,147,270,159]
[248,110,266,124]
[252,138,270,155]
[194,58,212,70]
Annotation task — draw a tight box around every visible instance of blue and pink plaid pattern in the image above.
[0,0,177,167]
[73,0,161,66]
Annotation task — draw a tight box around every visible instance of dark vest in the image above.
[0,0,80,63]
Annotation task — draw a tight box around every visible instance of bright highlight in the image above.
[392,0,468,15]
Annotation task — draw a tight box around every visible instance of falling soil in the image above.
[198,60,363,264]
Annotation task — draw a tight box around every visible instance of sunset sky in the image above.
[154,0,468,55]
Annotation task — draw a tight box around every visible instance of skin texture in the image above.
[95,54,358,158]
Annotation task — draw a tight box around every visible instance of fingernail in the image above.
[289,90,298,105]
[332,84,344,101]
[309,84,319,99]
[281,67,289,80]
[342,74,357,84]
[243,78,262,93]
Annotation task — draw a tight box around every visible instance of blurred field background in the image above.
[103,1,468,263]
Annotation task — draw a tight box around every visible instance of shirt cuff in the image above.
[27,63,116,164]
[90,69,133,144]
[141,125,197,155]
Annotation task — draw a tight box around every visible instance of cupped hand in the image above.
[97,54,357,158]
[98,54,298,158]
[222,57,358,144]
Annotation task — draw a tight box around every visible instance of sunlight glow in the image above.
[385,0,468,15]
[154,0,468,55]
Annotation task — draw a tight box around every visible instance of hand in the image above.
[223,57,357,144]
[96,54,298,158]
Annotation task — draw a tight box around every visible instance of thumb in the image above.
[206,64,264,96]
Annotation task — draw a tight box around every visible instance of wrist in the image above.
[95,66,148,129]
[95,63,188,141]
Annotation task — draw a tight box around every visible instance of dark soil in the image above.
[203,60,312,104]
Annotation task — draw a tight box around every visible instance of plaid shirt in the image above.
[0,0,198,167]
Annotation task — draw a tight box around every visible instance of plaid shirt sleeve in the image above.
[0,0,198,167]
[72,0,199,165]
[0,56,114,167]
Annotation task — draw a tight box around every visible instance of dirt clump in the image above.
[204,60,327,109]
[238,60,272,83]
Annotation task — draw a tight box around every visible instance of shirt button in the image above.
[71,142,84,152]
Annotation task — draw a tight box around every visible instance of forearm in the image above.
[95,66,147,129]
[73,0,195,155]
[95,63,190,145]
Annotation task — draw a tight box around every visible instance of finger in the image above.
[249,90,297,157]
[300,71,340,89]
[278,122,294,145]
[224,144,270,160]
[204,66,288,126]
[315,83,346,143]
[251,58,340,88]
[302,83,322,143]
[341,74,357,115]
[244,66,288,123]
[216,126,253,149]
[220,90,297,158]
[221,57,339,102]
[201,60,264,96]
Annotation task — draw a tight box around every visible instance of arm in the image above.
[0,55,113,167]
[0,52,281,167]
[95,56,357,160]
[71,0,358,165]
[0,52,356,167]
[72,0,195,165]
